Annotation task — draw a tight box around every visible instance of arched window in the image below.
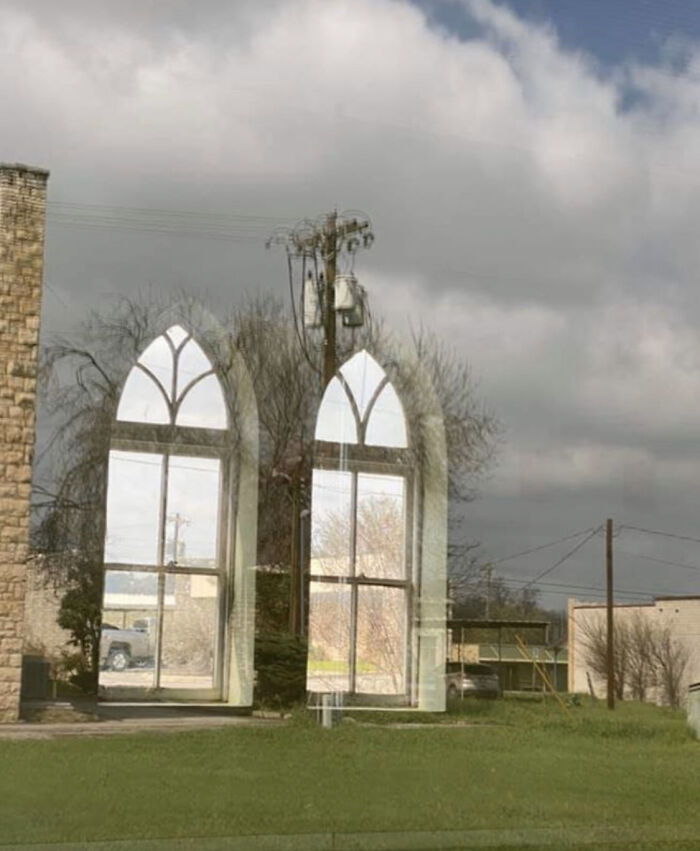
[307,350,413,701]
[101,324,234,700]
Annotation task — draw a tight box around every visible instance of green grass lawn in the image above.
[1,697,698,848]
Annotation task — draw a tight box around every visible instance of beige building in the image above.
[568,596,700,704]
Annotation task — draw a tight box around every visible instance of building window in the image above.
[307,350,412,699]
[100,324,231,698]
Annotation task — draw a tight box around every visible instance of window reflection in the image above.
[365,383,407,448]
[356,586,406,695]
[176,374,227,429]
[165,324,189,348]
[104,451,162,565]
[310,470,352,576]
[160,573,218,690]
[166,456,220,567]
[116,326,227,430]
[339,351,386,419]
[307,582,351,693]
[314,377,358,444]
[309,351,411,701]
[137,335,173,393]
[100,570,158,690]
[104,325,228,697]
[116,368,170,425]
[356,474,405,580]
[176,338,213,397]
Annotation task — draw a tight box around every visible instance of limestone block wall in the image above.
[0,163,49,722]
[23,558,71,662]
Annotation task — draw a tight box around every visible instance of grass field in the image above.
[1,697,698,849]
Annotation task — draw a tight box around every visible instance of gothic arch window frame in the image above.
[103,322,239,701]
[310,350,416,702]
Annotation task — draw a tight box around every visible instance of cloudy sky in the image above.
[6,0,700,609]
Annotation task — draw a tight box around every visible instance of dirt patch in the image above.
[20,705,99,724]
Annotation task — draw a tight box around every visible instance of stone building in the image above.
[0,163,49,722]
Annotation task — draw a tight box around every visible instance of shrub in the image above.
[254,633,307,710]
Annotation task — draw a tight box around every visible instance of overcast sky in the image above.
[6,0,700,609]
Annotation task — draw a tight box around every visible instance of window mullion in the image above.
[348,471,359,694]
[153,452,169,689]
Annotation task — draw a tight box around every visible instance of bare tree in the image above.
[578,613,628,700]
[579,611,691,707]
[626,612,656,702]
[652,623,692,709]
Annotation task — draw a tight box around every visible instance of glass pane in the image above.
[100,570,157,690]
[310,470,352,577]
[137,335,174,396]
[356,474,405,580]
[116,367,171,425]
[339,351,386,420]
[176,374,227,429]
[365,383,408,448]
[166,324,189,348]
[307,581,351,693]
[160,573,218,690]
[355,585,406,695]
[314,377,358,444]
[165,456,220,568]
[176,338,214,398]
[104,451,163,565]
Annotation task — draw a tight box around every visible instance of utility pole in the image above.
[270,210,373,388]
[606,517,615,710]
[266,210,373,635]
[481,564,493,619]
[167,512,189,563]
[322,211,338,387]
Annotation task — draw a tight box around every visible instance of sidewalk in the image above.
[3,701,287,739]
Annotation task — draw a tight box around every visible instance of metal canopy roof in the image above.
[447,619,550,630]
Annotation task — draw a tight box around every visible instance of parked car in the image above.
[100,622,155,672]
[446,661,501,699]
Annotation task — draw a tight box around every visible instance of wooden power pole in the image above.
[322,211,338,388]
[267,210,373,635]
[277,209,371,388]
[606,517,615,710]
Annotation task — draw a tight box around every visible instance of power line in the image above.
[615,548,700,573]
[520,526,603,591]
[499,574,664,601]
[46,200,293,224]
[490,527,598,566]
[44,201,296,243]
[620,524,700,546]
[499,575,698,604]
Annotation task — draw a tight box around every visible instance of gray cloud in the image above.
[6,0,700,606]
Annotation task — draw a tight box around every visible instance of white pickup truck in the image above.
[100,621,155,672]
